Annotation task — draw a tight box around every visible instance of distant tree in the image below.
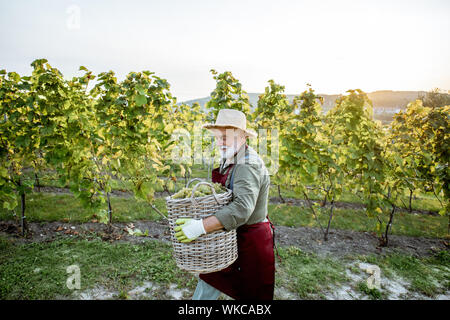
[419,88,450,109]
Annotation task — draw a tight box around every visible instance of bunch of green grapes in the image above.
[171,183,226,199]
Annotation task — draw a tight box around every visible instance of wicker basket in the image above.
[166,179,238,274]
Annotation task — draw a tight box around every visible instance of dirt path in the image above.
[1,219,447,259]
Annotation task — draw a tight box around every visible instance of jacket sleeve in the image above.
[214,164,261,231]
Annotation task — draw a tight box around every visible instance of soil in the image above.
[1,219,447,259]
[274,225,448,258]
[0,220,172,245]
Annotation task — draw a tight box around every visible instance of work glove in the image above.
[174,218,206,243]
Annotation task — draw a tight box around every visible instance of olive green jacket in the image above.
[214,143,270,231]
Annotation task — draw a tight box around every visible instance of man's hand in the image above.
[174,218,206,243]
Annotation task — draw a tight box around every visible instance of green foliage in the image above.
[253,79,289,189]
[279,85,343,239]
[88,69,176,214]
[326,90,393,242]
[170,102,208,177]
[205,69,251,121]
[327,90,385,200]
[0,59,85,232]
[253,79,290,128]
[390,100,449,216]
[0,60,179,227]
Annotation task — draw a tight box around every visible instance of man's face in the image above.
[212,128,246,158]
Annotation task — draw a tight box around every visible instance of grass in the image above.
[268,202,448,238]
[276,246,449,300]
[357,250,450,298]
[270,185,443,213]
[1,235,448,300]
[0,192,167,223]
[0,236,197,300]
[275,246,348,299]
[357,281,385,300]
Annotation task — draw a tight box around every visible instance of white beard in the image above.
[219,146,238,160]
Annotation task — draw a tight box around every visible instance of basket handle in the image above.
[186,178,204,188]
[189,181,221,206]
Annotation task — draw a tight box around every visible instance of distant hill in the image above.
[182,90,428,111]
[181,90,432,123]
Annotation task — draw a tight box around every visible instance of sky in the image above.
[1,0,449,102]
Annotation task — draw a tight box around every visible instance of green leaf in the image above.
[126,227,148,237]
[3,200,18,210]
[97,209,109,224]
[136,85,146,96]
[135,94,147,106]
[0,167,8,177]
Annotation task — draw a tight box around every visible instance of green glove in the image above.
[174,218,206,243]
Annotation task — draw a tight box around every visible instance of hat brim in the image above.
[202,124,257,138]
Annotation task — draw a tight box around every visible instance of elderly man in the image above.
[174,108,275,300]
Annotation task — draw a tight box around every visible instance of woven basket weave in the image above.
[166,179,238,274]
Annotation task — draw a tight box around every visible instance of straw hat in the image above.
[202,109,257,138]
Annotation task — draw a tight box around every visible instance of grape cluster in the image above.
[171,183,226,199]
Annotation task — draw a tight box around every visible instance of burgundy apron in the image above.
[200,157,276,300]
